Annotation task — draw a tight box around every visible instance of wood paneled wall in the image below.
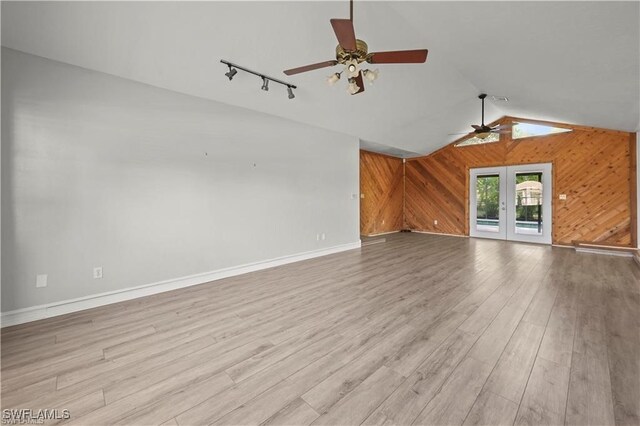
[405,117,637,246]
[360,150,404,235]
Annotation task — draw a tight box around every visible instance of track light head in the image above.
[261,77,269,91]
[225,66,238,81]
[287,86,295,99]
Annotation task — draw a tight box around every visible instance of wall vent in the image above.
[490,95,509,102]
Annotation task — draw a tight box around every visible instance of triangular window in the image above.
[512,122,572,139]
[455,133,500,147]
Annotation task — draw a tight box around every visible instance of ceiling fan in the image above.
[283,0,428,95]
[450,94,512,139]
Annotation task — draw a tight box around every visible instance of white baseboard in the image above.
[1,241,362,328]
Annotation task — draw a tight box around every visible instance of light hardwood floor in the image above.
[2,233,639,425]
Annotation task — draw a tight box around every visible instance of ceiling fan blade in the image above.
[448,132,472,136]
[283,60,338,76]
[471,125,483,131]
[490,124,512,130]
[368,49,428,64]
[351,71,365,95]
[330,18,357,51]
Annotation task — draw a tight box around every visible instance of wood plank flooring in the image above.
[2,233,639,425]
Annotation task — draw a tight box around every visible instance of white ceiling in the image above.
[2,1,639,156]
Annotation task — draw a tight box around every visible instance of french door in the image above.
[469,163,552,244]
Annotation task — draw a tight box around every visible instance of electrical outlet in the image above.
[36,274,47,288]
[316,234,320,241]
[434,220,438,226]
[93,267,103,279]
[360,194,365,199]
[321,233,326,241]
[559,194,567,200]
[382,220,385,225]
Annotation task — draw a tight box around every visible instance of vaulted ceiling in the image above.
[2,1,638,156]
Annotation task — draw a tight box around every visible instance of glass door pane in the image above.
[470,167,506,240]
[475,175,501,233]
[514,172,543,236]
[506,163,552,244]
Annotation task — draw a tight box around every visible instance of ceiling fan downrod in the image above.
[479,93,487,126]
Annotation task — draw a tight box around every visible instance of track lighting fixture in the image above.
[220,60,298,100]
[225,65,238,81]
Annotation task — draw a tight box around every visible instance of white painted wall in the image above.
[637,132,639,248]
[1,48,360,313]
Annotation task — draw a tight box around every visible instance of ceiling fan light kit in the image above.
[362,68,379,84]
[327,72,341,85]
[347,79,361,95]
[283,0,428,95]
[220,60,297,100]
[346,59,359,77]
